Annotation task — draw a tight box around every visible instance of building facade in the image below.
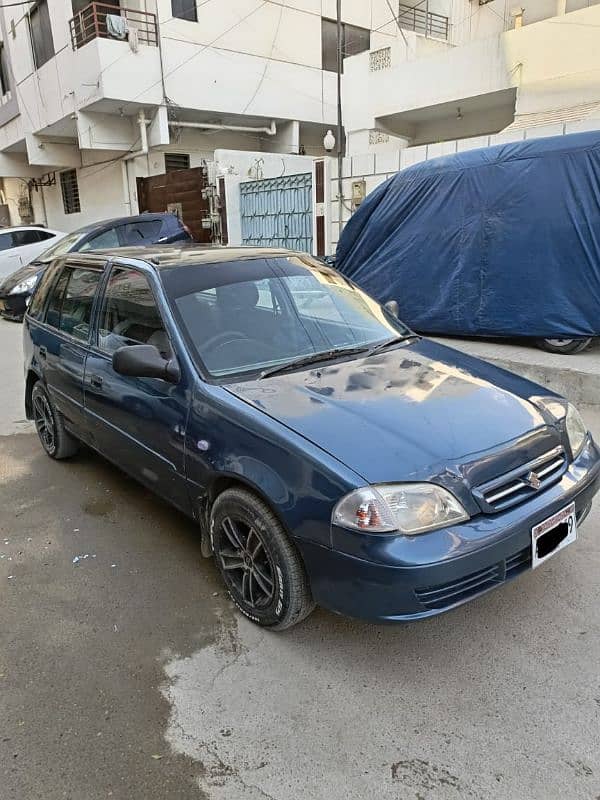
[0,0,396,240]
[0,1,599,253]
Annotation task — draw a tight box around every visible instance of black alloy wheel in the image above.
[211,488,315,630]
[31,381,79,460]
[218,517,276,610]
[33,389,56,456]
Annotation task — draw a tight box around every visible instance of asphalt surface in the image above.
[2,317,600,799]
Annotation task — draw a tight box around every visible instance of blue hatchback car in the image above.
[23,246,600,629]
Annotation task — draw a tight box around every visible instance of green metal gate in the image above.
[240,173,313,253]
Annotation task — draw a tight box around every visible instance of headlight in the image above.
[565,402,587,459]
[9,274,39,295]
[531,396,587,460]
[333,483,469,535]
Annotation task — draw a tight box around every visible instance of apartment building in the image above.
[329,0,600,247]
[0,0,401,245]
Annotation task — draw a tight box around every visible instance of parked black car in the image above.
[0,212,192,320]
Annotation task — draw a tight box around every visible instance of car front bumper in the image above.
[298,436,600,622]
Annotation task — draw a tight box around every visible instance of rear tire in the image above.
[211,488,315,630]
[32,381,78,460]
[537,337,593,354]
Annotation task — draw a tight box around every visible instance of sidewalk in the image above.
[432,335,600,406]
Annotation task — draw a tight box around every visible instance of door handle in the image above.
[90,374,103,389]
[39,346,47,360]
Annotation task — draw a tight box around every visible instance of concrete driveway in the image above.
[1,318,600,800]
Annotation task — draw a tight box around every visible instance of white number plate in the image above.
[531,502,577,569]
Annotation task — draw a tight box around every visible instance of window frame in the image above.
[0,42,10,96]
[60,169,81,215]
[171,0,198,22]
[93,263,174,361]
[29,0,55,70]
[321,17,371,73]
[42,262,105,342]
[28,258,106,341]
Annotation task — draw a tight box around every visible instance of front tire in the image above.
[211,488,315,630]
[32,381,78,460]
[537,337,593,354]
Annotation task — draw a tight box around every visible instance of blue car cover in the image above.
[335,131,600,338]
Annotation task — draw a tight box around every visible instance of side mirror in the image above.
[384,300,399,318]
[112,344,180,384]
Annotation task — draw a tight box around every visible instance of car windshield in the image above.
[34,231,88,263]
[163,255,412,380]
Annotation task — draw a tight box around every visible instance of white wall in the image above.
[214,149,316,246]
[329,118,600,251]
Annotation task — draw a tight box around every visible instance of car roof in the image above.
[0,225,64,234]
[76,244,303,270]
[64,212,180,237]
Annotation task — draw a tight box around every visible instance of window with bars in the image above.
[165,153,191,171]
[171,0,197,22]
[321,18,371,73]
[60,170,81,215]
[0,43,9,96]
[29,1,55,69]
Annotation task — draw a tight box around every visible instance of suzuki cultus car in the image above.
[23,246,600,629]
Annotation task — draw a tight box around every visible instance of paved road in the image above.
[1,318,600,800]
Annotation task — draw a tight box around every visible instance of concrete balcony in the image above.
[344,3,600,149]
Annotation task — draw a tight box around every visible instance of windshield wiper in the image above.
[260,344,371,379]
[365,333,419,357]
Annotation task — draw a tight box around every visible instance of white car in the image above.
[0,226,66,279]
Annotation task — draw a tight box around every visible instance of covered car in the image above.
[335,131,600,354]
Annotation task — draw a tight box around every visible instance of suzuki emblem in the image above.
[525,471,541,490]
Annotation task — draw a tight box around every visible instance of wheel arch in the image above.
[198,472,299,559]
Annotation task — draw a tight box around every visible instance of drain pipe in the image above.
[122,110,150,214]
[168,119,277,136]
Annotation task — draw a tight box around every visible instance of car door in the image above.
[0,231,22,278]
[35,260,106,438]
[83,264,191,513]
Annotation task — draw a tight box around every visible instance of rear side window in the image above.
[98,268,171,357]
[79,228,120,252]
[12,230,40,246]
[27,265,60,321]
[120,220,163,245]
[0,231,14,251]
[45,266,103,341]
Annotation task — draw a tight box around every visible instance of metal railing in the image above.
[397,2,449,40]
[69,3,158,50]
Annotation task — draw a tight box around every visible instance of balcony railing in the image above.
[69,3,158,50]
[397,2,449,40]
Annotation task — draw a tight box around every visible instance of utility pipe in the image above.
[121,110,150,214]
[168,119,277,136]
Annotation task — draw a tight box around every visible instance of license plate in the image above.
[531,502,577,569]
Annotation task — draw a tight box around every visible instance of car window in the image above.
[79,228,121,252]
[37,230,56,242]
[27,265,58,321]
[98,268,171,358]
[120,220,163,245]
[12,230,43,246]
[45,269,70,329]
[45,266,103,340]
[0,232,14,251]
[165,256,410,379]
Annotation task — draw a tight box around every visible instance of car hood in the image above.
[224,338,561,487]
[0,262,45,292]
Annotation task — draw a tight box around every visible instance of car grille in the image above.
[415,545,531,611]
[472,446,567,514]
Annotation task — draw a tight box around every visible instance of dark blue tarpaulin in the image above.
[335,131,600,338]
